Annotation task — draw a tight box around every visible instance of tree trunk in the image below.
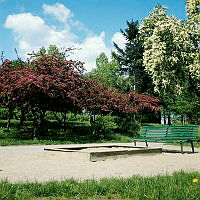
[163,111,166,125]
[181,115,184,124]
[39,110,48,137]
[31,109,38,140]
[90,114,96,135]
[52,112,62,129]
[18,108,25,129]
[63,112,67,131]
[7,106,13,131]
[168,114,171,125]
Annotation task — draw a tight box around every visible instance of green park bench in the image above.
[133,126,199,153]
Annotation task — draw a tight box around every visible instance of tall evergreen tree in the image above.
[112,20,153,94]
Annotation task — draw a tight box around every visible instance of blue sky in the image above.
[1,0,187,71]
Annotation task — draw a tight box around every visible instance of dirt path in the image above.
[0,143,200,183]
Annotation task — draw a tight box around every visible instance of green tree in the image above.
[186,0,200,95]
[87,52,132,93]
[112,20,153,94]
[38,45,62,56]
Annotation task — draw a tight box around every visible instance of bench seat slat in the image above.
[137,135,197,138]
[142,126,197,128]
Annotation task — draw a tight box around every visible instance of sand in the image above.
[0,143,200,183]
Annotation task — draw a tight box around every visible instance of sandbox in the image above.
[44,144,162,161]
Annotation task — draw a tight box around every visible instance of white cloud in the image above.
[43,3,73,23]
[71,32,111,71]
[43,3,91,35]
[4,4,112,71]
[5,13,45,33]
[4,12,77,54]
[111,32,126,49]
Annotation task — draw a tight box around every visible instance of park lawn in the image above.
[0,127,132,146]
[0,171,200,200]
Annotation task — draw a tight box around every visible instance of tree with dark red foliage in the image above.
[0,52,159,137]
[0,54,84,135]
[76,79,159,115]
[75,78,159,136]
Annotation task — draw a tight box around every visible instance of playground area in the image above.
[0,143,200,183]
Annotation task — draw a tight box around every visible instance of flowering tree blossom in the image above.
[186,0,200,92]
[139,4,199,95]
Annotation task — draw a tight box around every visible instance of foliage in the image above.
[186,0,200,94]
[115,116,141,137]
[168,92,200,124]
[87,52,132,92]
[186,0,200,28]
[0,107,9,120]
[37,45,62,57]
[0,46,160,136]
[138,3,199,123]
[112,20,153,94]
[139,3,199,96]
[0,52,85,135]
[140,5,193,95]
[1,172,200,199]
[77,79,160,116]
[90,115,118,139]
[0,124,134,146]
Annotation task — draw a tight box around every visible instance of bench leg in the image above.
[180,141,183,154]
[190,141,195,153]
[145,141,148,147]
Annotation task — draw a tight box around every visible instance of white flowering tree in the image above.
[140,5,198,95]
[186,0,200,93]
[139,1,199,123]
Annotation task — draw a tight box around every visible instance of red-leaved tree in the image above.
[76,79,159,115]
[0,53,160,137]
[0,54,84,135]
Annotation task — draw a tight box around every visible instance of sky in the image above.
[0,0,187,71]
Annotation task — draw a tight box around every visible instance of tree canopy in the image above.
[112,20,153,94]
[139,4,199,96]
[87,52,132,93]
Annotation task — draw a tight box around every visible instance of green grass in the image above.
[0,138,73,146]
[0,171,200,200]
[0,127,133,146]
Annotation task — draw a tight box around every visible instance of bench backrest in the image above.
[140,126,198,140]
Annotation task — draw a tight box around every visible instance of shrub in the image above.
[0,107,9,120]
[115,116,141,137]
[91,115,118,139]
[67,112,90,122]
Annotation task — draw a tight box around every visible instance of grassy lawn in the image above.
[0,127,132,146]
[0,171,200,200]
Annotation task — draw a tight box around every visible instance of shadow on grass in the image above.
[0,126,132,146]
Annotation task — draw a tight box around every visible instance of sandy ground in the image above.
[0,143,200,183]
